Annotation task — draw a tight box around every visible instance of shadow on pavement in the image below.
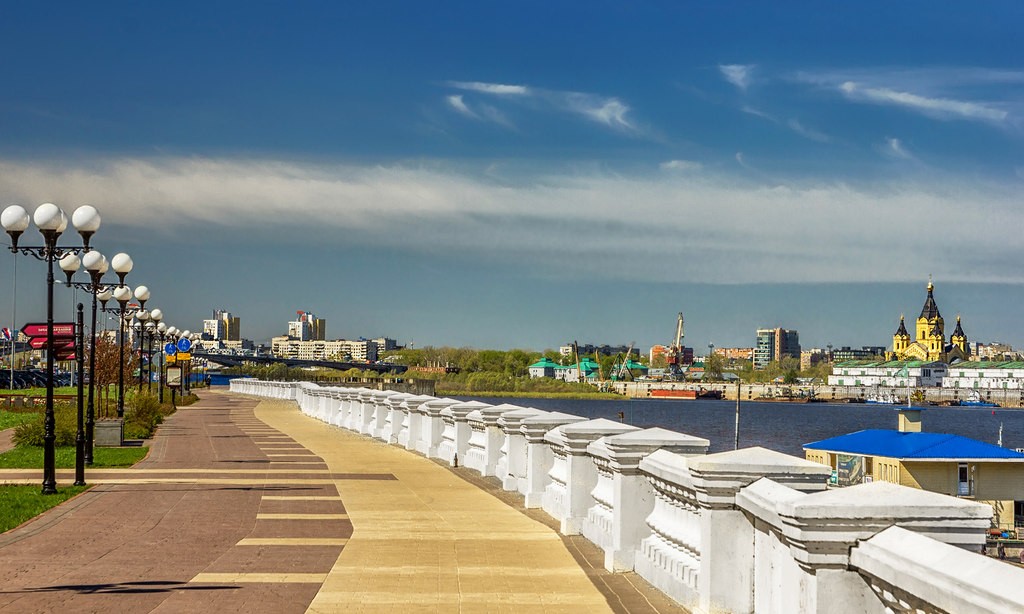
[3,580,238,595]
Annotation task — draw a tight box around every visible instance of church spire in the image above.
[919,278,941,320]
[895,314,909,337]
[952,314,966,339]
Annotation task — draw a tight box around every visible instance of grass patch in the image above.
[0,485,90,533]
[0,387,79,397]
[0,445,148,469]
[0,411,39,431]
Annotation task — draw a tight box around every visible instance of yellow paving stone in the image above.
[253,398,615,613]
[262,495,342,501]
[191,572,327,583]
[255,513,349,520]
[237,538,349,546]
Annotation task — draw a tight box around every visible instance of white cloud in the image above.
[719,64,755,91]
[787,118,831,142]
[3,156,1022,285]
[839,81,1007,122]
[883,137,914,160]
[741,106,777,122]
[444,80,641,135]
[448,81,530,96]
[660,160,702,171]
[565,95,633,130]
[446,95,477,118]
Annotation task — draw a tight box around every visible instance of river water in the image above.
[453,396,1024,457]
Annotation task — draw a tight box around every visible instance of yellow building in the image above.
[890,280,970,362]
[805,407,1024,529]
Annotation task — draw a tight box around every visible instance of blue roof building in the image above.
[804,407,1024,529]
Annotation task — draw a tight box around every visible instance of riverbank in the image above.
[438,389,624,400]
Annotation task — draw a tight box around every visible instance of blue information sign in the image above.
[177,338,192,352]
[165,343,178,356]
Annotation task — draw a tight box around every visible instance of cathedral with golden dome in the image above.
[889,280,970,362]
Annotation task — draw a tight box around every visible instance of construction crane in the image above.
[616,341,636,381]
[666,312,685,379]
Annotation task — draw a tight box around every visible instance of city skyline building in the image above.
[203,309,240,342]
[288,311,326,341]
[754,327,801,369]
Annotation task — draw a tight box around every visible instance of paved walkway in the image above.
[0,428,14,454]
[0,390,686,613]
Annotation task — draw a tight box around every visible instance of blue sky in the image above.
[2,2,1024,353]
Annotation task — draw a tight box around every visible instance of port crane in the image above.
[615,341,636,381]
[666,312,685,380]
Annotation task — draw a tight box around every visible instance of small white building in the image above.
[828,361,947,387]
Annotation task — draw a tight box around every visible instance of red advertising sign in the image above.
[29,338,76,350]
[21,323,76,338]
[54,350,77,361]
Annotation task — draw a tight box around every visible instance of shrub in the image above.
[12,403,79,447]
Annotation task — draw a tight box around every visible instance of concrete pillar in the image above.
[497,407,546,491]
[416,398,460,458]
[520,412,587,507]
[686,447,831,614]
[585,427,710,572]
[369,390,399,439]
[465,403,522,476]
[439,400,490,466]
[543,418,639,535]
[382,392,413,443]
[776,481,992,614]
[398,395,434,448]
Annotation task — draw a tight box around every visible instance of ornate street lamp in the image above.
[110,281,147,418]
[1,203,100,494]
[59,250,131,465]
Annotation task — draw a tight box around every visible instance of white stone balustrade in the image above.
[851,525,1024,614]
[438,400,490,466]
[585,427,710,572]
[464,403,521,477]
[496,407,546,491]
[381,392,413,443]
[231,380,1024,614]
[543,418,639,535]
[368,390,399,439]
[416,398,460,458]
[520,412,588,507]
[397,394,433,447]
[353,389,376,434]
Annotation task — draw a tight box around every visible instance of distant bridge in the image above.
[193,352,408,375]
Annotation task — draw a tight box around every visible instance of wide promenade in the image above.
[0,390,681,613]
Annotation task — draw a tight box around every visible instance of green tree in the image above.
[704,353,725,381]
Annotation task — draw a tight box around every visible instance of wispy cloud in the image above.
[787,118,831,142]
[793,68,1015,125]
[660,159,702,171]
[3,155,1023,285]
[565,94,633,130]
[882,137,915,160]
[444,80,641,134]
[719,64,755,91]
[448,81,530,96]
[446,95,477,118]
[741,106,777,122]
[839,81,1008,122]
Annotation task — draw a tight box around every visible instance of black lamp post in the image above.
[154,321,170,403]
[1,203,101,495]
[102,281,145,419]
[59,249,130,465]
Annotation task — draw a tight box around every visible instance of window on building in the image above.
[958,463,973,496]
